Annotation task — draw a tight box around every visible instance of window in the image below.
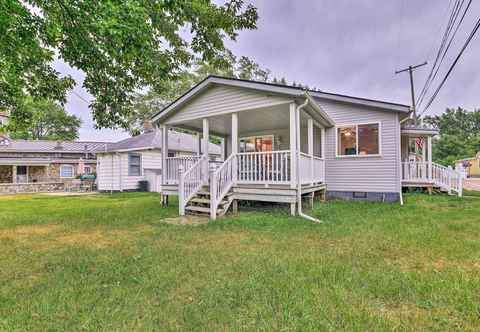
[128,153,142,176]
[337,123,380,156]
[60,165,74,178]
[168,152,175,157]
[239,135,273,153]
[84,166,91,174]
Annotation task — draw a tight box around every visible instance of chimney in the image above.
[143,120,154,133]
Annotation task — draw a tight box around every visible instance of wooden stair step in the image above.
[185,206,210,213]
[185,205,226,215]
[190,197,230,205]
[190,197,211,204]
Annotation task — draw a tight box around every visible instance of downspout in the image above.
[296,98,321,223]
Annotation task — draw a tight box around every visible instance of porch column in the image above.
[289,103,297,189]
[220,138,225,161]
[196,132,201,156]
[422,136,427,162]
[307,118,314,185]
[12,166,17,183]
[307,118,314,155]
[231,113,238,183]
[161,125,168,185]
[202,118,209,181]
[321,127,326,182]
[427,136,432,180]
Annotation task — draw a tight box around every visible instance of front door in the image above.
[17,166,27,183]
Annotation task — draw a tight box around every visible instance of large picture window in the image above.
[337,123,380,156]
[239,135,273,153]
[128,153,142,176]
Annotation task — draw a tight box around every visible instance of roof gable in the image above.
[152,76,410,123]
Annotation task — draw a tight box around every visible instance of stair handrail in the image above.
[179,155,207,215]
[431,162,463,196]
[210,153,236,219]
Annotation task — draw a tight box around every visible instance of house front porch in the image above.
[400,126,463,196]
[159,99,333,219]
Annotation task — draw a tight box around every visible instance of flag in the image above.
[415,137,424,149]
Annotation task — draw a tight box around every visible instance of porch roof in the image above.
[152,75,411,123]
[0,158,51,166]
[401,126,439,137]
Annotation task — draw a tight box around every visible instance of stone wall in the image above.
[0,182,65,194]
[0,165,12,183]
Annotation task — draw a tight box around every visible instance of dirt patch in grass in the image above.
[0,223,153,251]
[385,251,480,274]
[0,224,63,238]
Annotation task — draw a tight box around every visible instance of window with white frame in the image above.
[239,135,273,153]
[128,153,142,176]
[337,123,380,156]
[60,165,74,178]
[84,165,91,174]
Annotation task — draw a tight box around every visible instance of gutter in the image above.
[295,99,322,223]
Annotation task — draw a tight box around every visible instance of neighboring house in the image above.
[95,129,221,192]
[152,75,463,220]
[455,153,480,178]
[0,138,106,194]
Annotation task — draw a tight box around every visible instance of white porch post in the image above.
[196,132,201,156]
[321,127,326,182]
[202,118,209,182]
[161,125,168,185]
[220,138,225,161]
[231,113,238,183]
[308,118,314,185]
[427,136,432,180]
[289,103,297,189]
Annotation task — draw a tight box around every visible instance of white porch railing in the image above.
[299,152,325,185]
[237,150,291,184]
[402,162,430,182]
[178,155,207,215]
[210,153,236,219]
[166,156,201,184]
[402,161,463,196]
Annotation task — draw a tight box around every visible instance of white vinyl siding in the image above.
[97,150,162,191]
[320,99,400,193]
[164,85,292,125]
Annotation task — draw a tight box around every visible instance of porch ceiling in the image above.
[174,104,294,137]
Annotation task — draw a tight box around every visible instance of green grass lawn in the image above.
[0,192,479,331]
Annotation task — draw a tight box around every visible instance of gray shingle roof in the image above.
[0,139,108,153]
[98,130,221,155]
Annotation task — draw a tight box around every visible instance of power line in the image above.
[417,0,473,108]
[416,0,467,107]
[419,16,480,116]
[71,90,90,104]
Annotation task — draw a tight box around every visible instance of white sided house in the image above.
[152,76,463,220]
[96,129,221,192]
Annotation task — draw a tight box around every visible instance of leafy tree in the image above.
[6,98,81,140]
[423,107,480,165]
[1,0,258,129]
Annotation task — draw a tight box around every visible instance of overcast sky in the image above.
[56,0,480,142]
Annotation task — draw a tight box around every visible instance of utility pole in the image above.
[395,62,427,126]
